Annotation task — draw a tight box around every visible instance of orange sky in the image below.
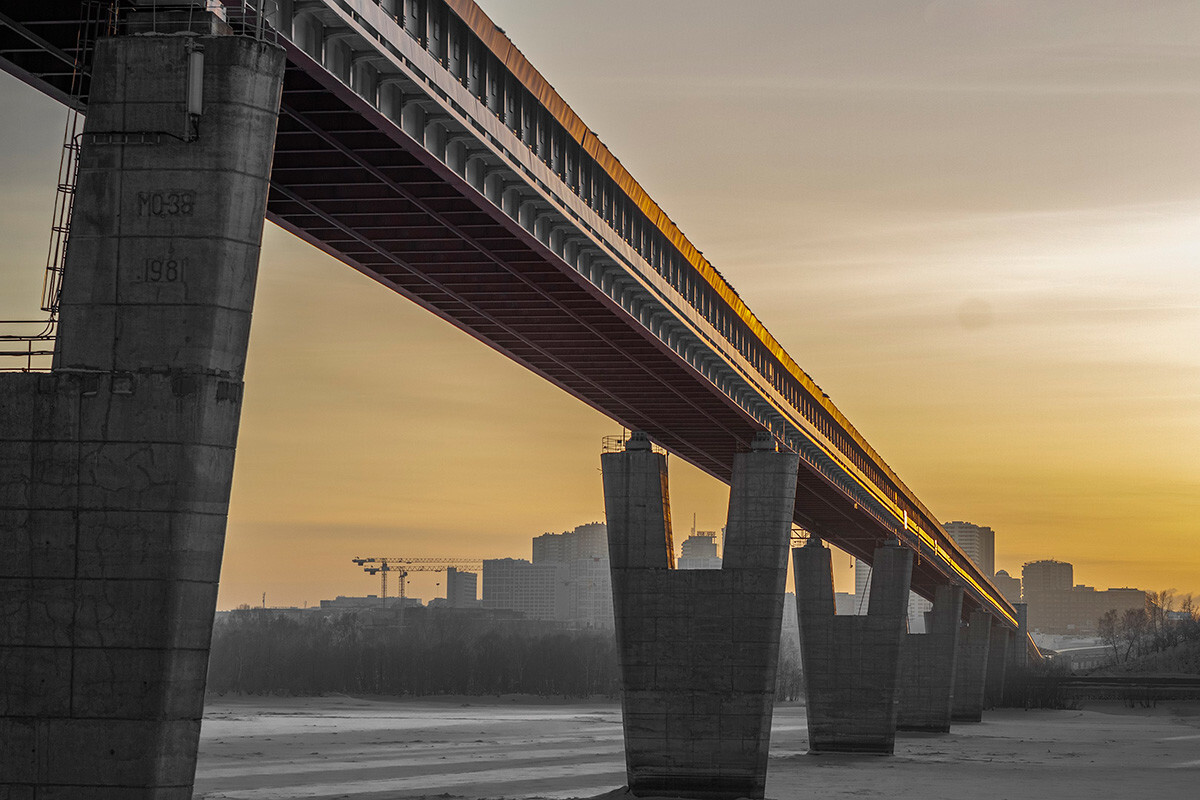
[2,1,1197,608]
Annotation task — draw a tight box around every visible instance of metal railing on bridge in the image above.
[0,320,57,372]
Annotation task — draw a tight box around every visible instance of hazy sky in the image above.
[1,1,1197,607]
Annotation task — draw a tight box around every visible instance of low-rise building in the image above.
[992,569,1022,605]
[1022,560,1145,634]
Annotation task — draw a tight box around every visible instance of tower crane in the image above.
[350,557,484,610]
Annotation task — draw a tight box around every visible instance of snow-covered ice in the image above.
[194,696,1200,799]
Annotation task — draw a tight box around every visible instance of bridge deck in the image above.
[0,0,1022,634]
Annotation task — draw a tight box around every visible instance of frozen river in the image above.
[195,696,1200,799]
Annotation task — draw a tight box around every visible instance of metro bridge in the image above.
[0,1,1030,797]
[1,0,1019,627]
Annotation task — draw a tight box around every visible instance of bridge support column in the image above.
[985,621,1010,709]
[896,585,962,732]
[0,21,283,798]
[951,612,992,722]
[601,432,799,799]
[793,538,911,753]
[1008,602,1029,672]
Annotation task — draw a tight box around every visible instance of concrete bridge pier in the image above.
[0,17,283,798]
[984,621,1010,709]
[793,538,912,754]
[951,612,993,722]
[896,584,963,732]
[601,432,799,799]
[1009,602,1030,672]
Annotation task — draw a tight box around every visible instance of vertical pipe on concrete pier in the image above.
[793,539,912,754]
[0,19,283,798]
[602,432,798,799]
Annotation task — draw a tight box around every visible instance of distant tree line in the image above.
[1098,590,1200,666]
[207,607,807,700]
[207,609,621,697]
[776,635,804,702]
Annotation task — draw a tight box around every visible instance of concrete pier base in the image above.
[0,25,283,798]
[985,621,1010,709]
[601,432,799,799]
[951,612,993,722]
[794,539,912,754]
[896,585,963,732]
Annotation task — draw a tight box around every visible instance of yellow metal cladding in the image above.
[442,2,923,497]
[443,1,1013,626]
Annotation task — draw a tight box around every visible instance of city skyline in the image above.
[1,0,1196,609]
[246,517,1153,618]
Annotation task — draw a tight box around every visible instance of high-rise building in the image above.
[1022,560,1074,633]
[528,522,613,628]
[531,533,566,564]
[568,521,609,559]
[482,558,568,621]
[854,557,872,611]
[907,593,933,634]
[834,593,859,616]
[1022,560,1073,596]
[678,530,722,570]
[567,554,612,628]
[942,521,996,578]
[445,567,478,608]
[533,521,608,564]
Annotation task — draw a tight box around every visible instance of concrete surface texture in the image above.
[793,540,912,754]
[189,696,1200,800]
[895,585,963,733]
[0,27,284,797]
[984,621,1009,709]
[951,612,993,723]
[1009,602,1030,671]
[601,434,800,799]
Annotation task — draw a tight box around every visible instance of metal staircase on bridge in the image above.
[0,1,114,371]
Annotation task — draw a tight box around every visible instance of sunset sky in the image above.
[1,1,1197,608]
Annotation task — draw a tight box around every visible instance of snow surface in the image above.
[194,696,1200,799]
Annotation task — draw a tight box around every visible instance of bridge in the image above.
[0,1,1031,798]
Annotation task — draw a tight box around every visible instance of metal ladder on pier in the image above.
[0,2,116,372]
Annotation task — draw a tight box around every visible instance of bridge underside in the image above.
[267,52,922,583]
[0,4,988,614]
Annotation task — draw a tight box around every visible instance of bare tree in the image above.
[1099,609,1121,663]
[1119,607,1149,662]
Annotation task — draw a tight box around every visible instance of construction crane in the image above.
[350,557,483,610]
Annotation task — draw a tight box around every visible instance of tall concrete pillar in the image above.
[1008,602,1029,671]
[896,584,962,732]
[793,539,911,754]
[601,432,799,800]
[951,612,992,722]
[0,19,283,798]
[984,620,1009,709]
